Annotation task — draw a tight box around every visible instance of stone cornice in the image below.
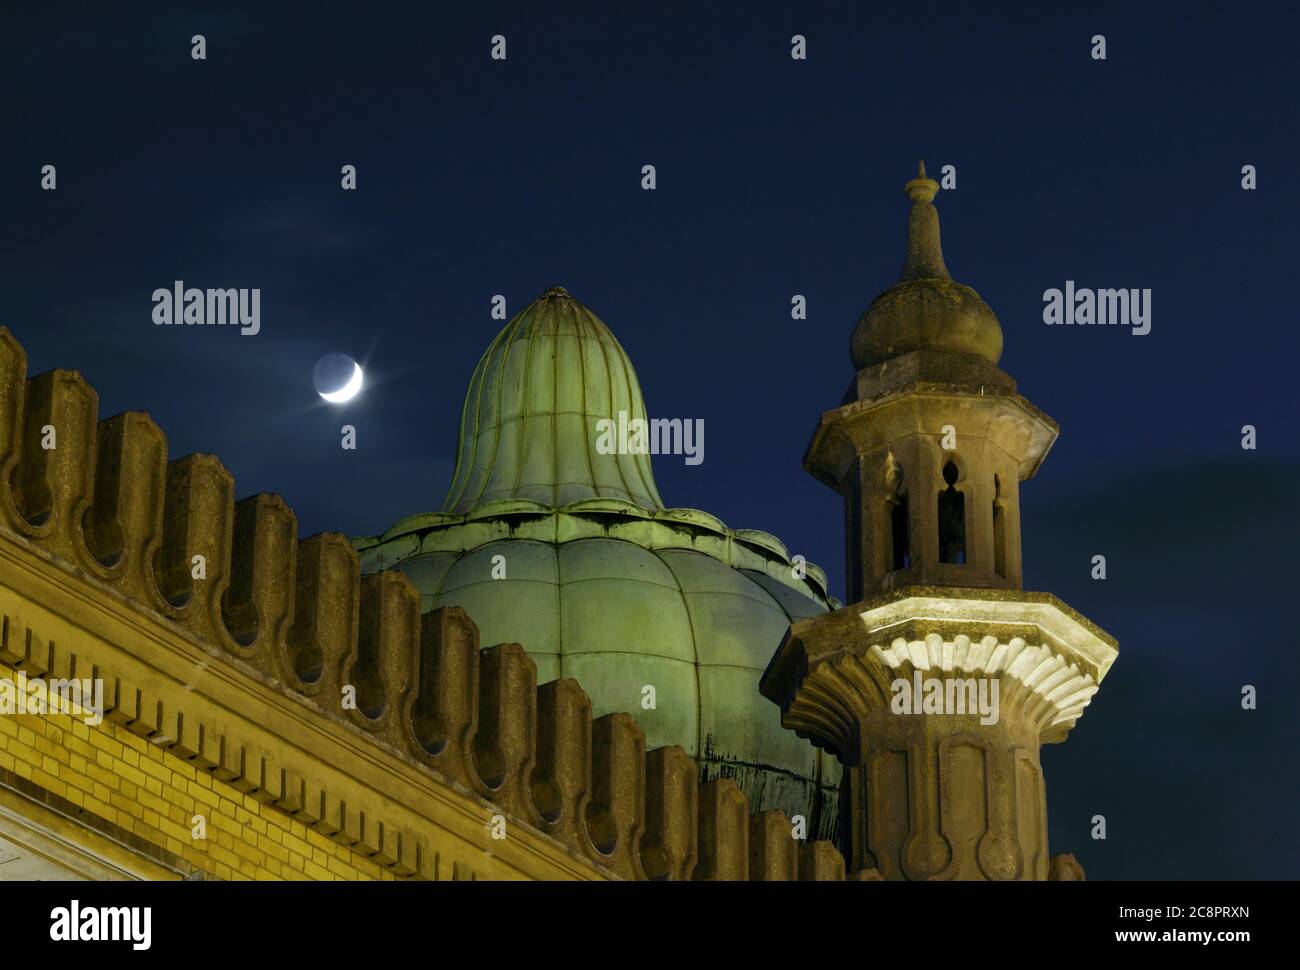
[804,387,1059,492]
[761,586,1118,753]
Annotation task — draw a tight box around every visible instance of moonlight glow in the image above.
[313,353,363,404]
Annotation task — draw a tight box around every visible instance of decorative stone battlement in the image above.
[0,326,846,880]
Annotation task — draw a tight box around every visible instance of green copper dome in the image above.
[357,286,842,839]
[443,285,663,512]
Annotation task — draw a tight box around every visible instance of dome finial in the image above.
[900,160,948,279]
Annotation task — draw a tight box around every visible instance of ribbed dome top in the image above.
[851,162,1004,368]
[442,286,665,513]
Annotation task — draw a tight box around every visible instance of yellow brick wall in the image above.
[0,667,402,881]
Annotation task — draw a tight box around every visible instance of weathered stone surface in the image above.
[764,168,1119,881]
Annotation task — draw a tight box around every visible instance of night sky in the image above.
[3,2,1297,879]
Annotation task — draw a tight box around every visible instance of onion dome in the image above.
[442,285,662,512]
[357,286,843,840]
[851,162,1004,368]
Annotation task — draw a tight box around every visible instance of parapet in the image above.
[0,326,849,881]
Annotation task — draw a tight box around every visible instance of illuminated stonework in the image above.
[0,325,847,882]
[764,588,1117,879]
[0,165,1119,884]
[761,166,1119,881]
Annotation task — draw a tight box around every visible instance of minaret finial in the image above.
[852,163,1002,369]
[903,160,940,205]
[900,161,949,279]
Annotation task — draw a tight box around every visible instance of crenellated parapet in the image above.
[0,326,846,881]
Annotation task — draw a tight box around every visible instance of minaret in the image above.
[761,164,1118,880]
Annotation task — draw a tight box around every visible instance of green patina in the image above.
[356,285,841,839]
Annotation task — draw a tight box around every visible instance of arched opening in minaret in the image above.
[938,460,966,564]
[993,474,1007,578]
[890,484,911,571]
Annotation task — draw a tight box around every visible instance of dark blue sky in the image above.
[2,2,1297,878]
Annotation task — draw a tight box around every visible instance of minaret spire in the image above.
[762,168,1118,882]
[851,160,1002,369]
[899,159,950,281]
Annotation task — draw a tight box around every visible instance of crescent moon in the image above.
[320,362,364,403]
